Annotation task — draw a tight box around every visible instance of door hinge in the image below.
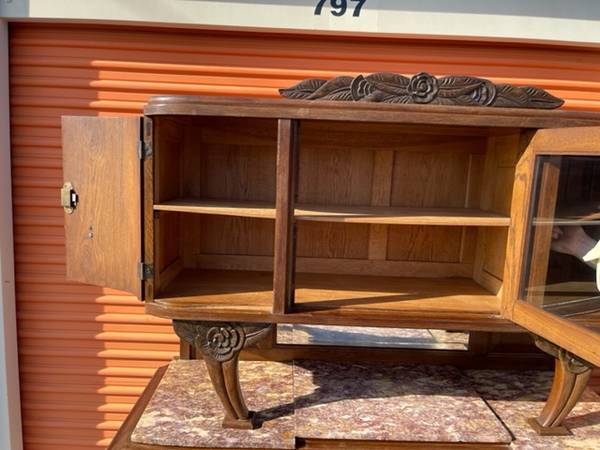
[138,116,153,160]
[137,140,153,160]
[138,262,154,280]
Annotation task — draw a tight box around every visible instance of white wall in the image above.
[1,0,600,45]
[0,18,23,450]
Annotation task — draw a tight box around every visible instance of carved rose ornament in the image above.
[280,72,563,109]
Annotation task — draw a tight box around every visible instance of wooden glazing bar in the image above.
[525,157,561,306]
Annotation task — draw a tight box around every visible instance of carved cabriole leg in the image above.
[173,321,272,430]
[528,335,594,436]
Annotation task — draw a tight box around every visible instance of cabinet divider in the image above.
[273,119,299,314]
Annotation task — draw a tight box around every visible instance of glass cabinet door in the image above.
[504,126,600,368]
[522,155,600,320]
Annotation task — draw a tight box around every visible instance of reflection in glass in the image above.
[522,155,600,317]
[276,324,468,350]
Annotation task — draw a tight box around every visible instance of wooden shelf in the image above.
[154,199,276,220]
[534,213,600,226]
[526,281,600,317]
[534,204,600,226]
[154,199,510,226]
[157,269,274,310]
[534,218,600,226]
[292,272,500,314]
[295,204,509,226]
[150,269,506,330]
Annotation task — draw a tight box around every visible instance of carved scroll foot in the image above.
[529,335,594,435]
[173,321,272,430]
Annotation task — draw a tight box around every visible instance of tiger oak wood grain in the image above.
[62,116,143,298]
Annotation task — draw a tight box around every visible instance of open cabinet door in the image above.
[62,116,144,298]
[503,126,600,434]
[503,126,600,367]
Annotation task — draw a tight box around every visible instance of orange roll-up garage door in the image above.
[9,23,600,450]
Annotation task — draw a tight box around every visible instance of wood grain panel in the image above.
[368,150,394,260]
[62,116,142,297]
[387,225,464,263]
[296,221,370,260]
[481,228,509,280]
[296,119,374,262]
[389,146,479,268]
[182,215,275,262]
[298,121,495,149]
[182,117,277,202]
[391,147,479,208]
[465,154,485,208]
[473,134,521,294]
[157,212,180,273]
[194,254,473,278]
[154,117,183,203]
[297,148,373,206]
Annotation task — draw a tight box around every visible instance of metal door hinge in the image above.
[137,140,153,160]
[61,182,78,214]
[138,116,153,160]
[138,262,154,280]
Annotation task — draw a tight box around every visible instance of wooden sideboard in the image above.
[61,80,600,436]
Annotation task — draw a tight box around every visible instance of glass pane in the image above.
[521,155,600,319]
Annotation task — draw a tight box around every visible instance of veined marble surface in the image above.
[293,361,512,443]
[131,359,295,449]
[468,369,600,450]
[130,360,600,449]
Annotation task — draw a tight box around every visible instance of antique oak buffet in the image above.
[61,73,600,437]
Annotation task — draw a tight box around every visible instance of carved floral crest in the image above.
[280,72,564,109]
[173,320,271,362]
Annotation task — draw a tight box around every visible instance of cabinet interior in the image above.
[153,116,277,310]
[151,115,523,321]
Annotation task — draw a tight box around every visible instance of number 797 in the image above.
[315,0,367,17]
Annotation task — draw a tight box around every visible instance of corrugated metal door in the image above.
[9,23,600,450]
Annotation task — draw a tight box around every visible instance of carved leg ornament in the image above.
[528,335,594,436]
[173,320,272,429]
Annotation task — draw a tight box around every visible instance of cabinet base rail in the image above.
[173,320,272,429]
[529,335,594,436]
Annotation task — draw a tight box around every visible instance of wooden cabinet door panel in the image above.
[62,116,143,298]
[503,126,600,366]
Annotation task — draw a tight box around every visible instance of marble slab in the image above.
[131,359,295,449]
[293,361,512,443]
[467,370,600,450]
[129,360,600,449]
